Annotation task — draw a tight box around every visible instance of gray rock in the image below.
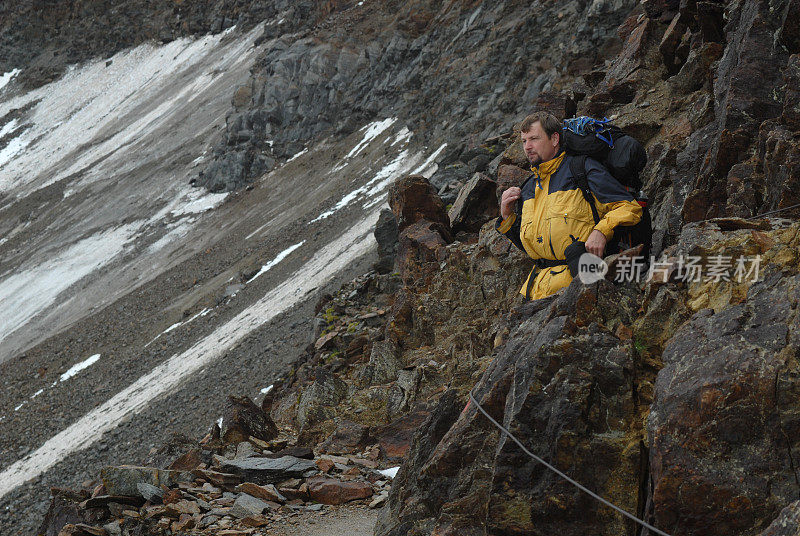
[100,466,193,497]
[296,368,348,431]
[220,456,317,485]
[135,482,163,503]
[359,340,402,386]
[230,493,270,519]
[448,172,498,234]
[373,209,399,274]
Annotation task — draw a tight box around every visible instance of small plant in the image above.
[633,335,647,356]
[346,321,359,333]
[322,306,339,324]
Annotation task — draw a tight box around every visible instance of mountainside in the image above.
[1,0,800,535]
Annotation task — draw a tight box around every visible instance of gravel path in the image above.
[268,507,377,536]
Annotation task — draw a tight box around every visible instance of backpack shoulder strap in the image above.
[514,171,537,215]
[569,155,601,225]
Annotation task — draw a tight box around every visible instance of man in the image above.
[496,111,643,300]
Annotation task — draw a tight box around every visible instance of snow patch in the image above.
[260,385,273,395]
[286,148,308,163]
[345,118,397,160]
[247,241,305,283]
[0,223,141,345]
[378,467,399,479]
[313,149,422,222]
[389,127,412,147]
[0,118,18,138]
[410,143,448,177]
[169,191,228,217]
[0,69,20,92]
[0,136,28,170]
[59,354,101,382]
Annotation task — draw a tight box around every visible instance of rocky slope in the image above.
[12,0,800,535]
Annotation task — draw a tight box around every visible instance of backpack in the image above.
[562,116,652,260]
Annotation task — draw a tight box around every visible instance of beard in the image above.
[527,153,542,166]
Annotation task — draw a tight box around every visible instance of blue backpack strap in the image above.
[569,155,601,225]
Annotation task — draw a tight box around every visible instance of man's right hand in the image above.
[500,187,521,219]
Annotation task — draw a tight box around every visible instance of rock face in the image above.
[376,279,646,536]
[646,220,800,536]
[192,0,638,190]
[0,1,302,89]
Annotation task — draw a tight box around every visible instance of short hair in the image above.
[520,112,561,138]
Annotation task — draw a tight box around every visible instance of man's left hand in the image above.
[585,229,607,257]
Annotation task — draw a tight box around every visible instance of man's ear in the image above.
[551,131,560,148]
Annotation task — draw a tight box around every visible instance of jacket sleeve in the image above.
[495,213,526,252]
[584,158,643,240]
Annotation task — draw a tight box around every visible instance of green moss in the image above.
[322,305,339,324]
[634,335,647,356]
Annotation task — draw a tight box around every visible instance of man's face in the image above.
[521,122,559,165]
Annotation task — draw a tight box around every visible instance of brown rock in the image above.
[232,85,252,108]
[168,449,205,471]
[495,164,530,196]
[388,175,451,234]
[532,91,576,120]
[318,420,373,455]
[315,458,335,473]
[395,220,449,284]
[164,499,200,517]
[241,515,270,527]
[648,275,800,536]
[162,489,182,505]
[235,482,286,503]
[306,476,373,505]
[221,395,278,444]
[499,139,528,169]
[373,409,432,461]
[659,13,687,74]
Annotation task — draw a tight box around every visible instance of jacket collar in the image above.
[532,151,565,177]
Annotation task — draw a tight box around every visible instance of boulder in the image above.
[495,164,530,197]
[359,340,403,386]
[100,466,192,497]
[395,220,450,284]
[317,420,373,455]
[306,476,373,505]
[220,456,317,485]
[448,172,499,235]
[648,272,800,536]
[296,368,349,431]
[388,175,451,235]
[229,493,270,519]
[221,395,278,444]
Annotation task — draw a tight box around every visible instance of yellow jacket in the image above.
[496,152,643,299]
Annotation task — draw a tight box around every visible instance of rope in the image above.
[468,387,673,536]
[743,202,800,221]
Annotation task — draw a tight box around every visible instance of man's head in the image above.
[520,112,561,166]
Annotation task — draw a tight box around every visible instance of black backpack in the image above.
[562,117,652,260]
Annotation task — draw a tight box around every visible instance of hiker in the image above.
[496,111,644,300]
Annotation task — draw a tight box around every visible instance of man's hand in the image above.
[585,229,608,257]
[500,187,521,219]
